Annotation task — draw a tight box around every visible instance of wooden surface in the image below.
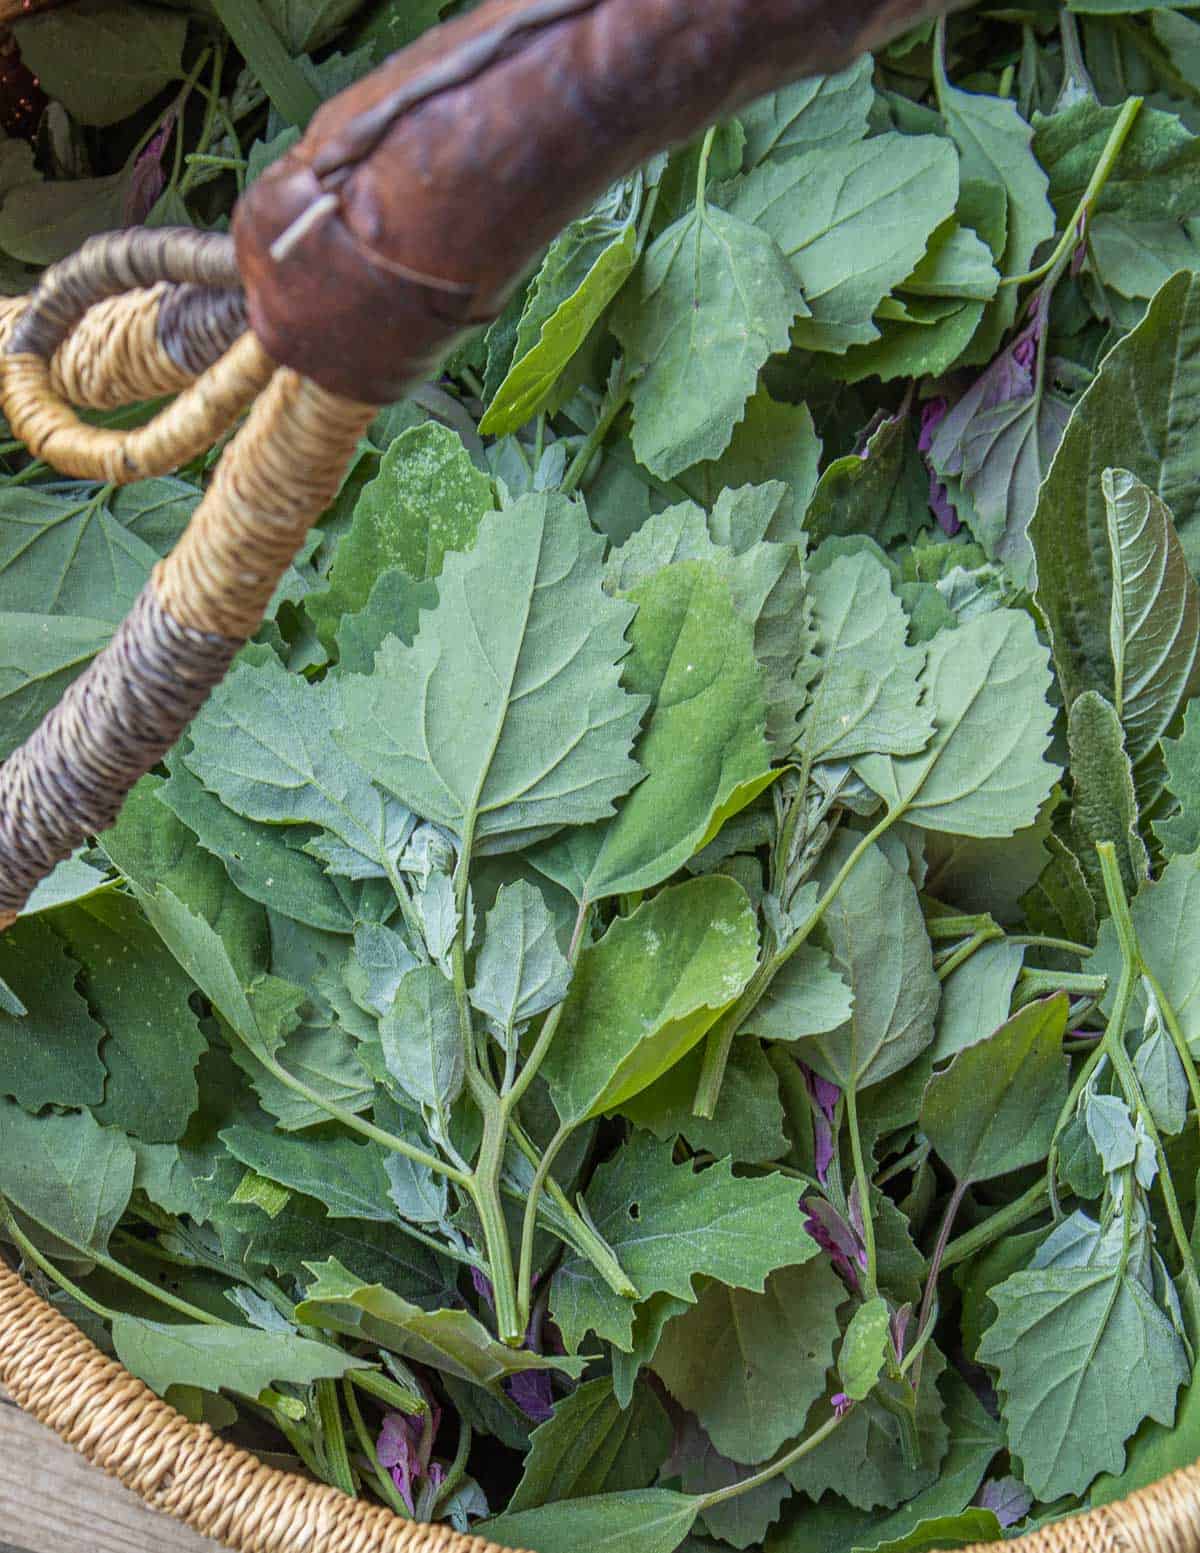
[0,1388,220,1553]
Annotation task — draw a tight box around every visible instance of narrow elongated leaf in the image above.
[614,200,803,479]
[550,1134,817,1352]
[1103,468,1200,781]
[112,1317,367,1399]
[921,995,1069,1183]
[297,1258,582,1384]
[855,610,1058,838]
[541,877,758,1126]
[1068,690,1150,905]
[338,495,644,854]
[1032,272,1200,707]
[840,1296,892,1402]
[652,1260,844,1463]
[586,562,772,900]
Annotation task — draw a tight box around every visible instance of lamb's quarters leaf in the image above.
[13,0,185,126]
[233,1003,375,1131]
[1084,1093,1137,1175]
[0,613,111,759]
[796,550,932,766]
[243,1196,451,1306]
[20,852,111,915]
[482,180,641,436]
[740,56,874,166]
[1094,852,1200,1050]
[934,71,1054,358]
[1022,832,1098,948]
[933,939,1024,1060]
[794,837,938,1091]
[112,1317,367,1400]
[1089,216,1200,302]
[470,880,571,1044]
[615,1037,788,1164]
[1068,691,1150,906]
[766,1371,999,1552]
[613,201,805,479]
[0,915,104,1109]
[158,758,357,934]
[854,610,1058,838]
[1034,100,1200,225]
[921,995,1069,1183]
[0,1098,133,1255]
[724,133,957,353]
[839,1296,892,1402]
[651,1261,844,1463]
[584,563,772,900]
[677,390,820,537]
[1158,701,1200,856]
[509,1378,673,1512]
[380,963,464,1114]
[1103,468,1200,779]
[485,1490,699,1553]
[1031,272,1200,704]
[53,893,206,1142]
[184,655,411,880]
[978,1252,1189,1500]
[786,1346,949,1510]
[916,792,1055,925]
[219,1125,394,1222]
[803,412,928,550]
[0,485,161,620]
[898,218,1001,303]
[550,1133,817,1353]
[1133,1022,1189,1135]
[107,477,200,555]
[743,941,854,1044]
[0,169,134,265]
[307,422,493,647]
[541,877,758,1127]
[332,567,436,675]
[101,776,269,983]
[1090,1370,1200,1508]
[296,1258,584,1384]
[338,495,644,854]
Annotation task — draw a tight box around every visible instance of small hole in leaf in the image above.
[628,1202,640,1220]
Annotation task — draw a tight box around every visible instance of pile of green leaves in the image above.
[8,0,1200,1549]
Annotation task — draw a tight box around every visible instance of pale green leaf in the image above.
[0,485,160,621]
[854,610,1058,838]
[614,202,804,478]
[0,915,104,1109]
[933,938,1024,1061]
[741,56,874,166]
[485,1490,699,1553]
[541,877,758,1127]
[839,1296,892,1402]
[0,613,111,760]
[585,562,772,900]
[1068,690,1150,906]
[338,495,644,854]
[677,389,820,537]
[220,1125,393,1221]
[743,942,854,1043]
[1034,100,1200,225]
[380,964,464,1114]
[1158,700,1200,856]
[726,133,958,353]
[470,880,571,1045]
[1094,851,1200,1051]
[550,1133,817,1353]
[920,995,1069,1183]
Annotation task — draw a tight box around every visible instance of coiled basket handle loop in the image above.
[0,228,376,926]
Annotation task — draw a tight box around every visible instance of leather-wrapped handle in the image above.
[234,0,948,403]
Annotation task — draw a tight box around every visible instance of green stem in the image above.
[1046,1040,1108,1219]
[1,1204,117,1322]
[936,928,1002,983]
[560,365,631,497]
[315,1377,356,1495]
[1000,96,1143,287]
[343,1376,412,1517]
[844,1084,877,1298]
[518,1122,574,1327]
[432,1417,473,1512]
[698,1406,847,1508]
[349,1367,426,1416]
[469,1106,523,1346]
[1139,965,1200,1137]
[1010,934,1095,958]
[940,1178,1053,1271]
[208,0,320,125]
[505,900,590,1107]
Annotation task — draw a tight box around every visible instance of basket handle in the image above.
[0,0,951,920]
